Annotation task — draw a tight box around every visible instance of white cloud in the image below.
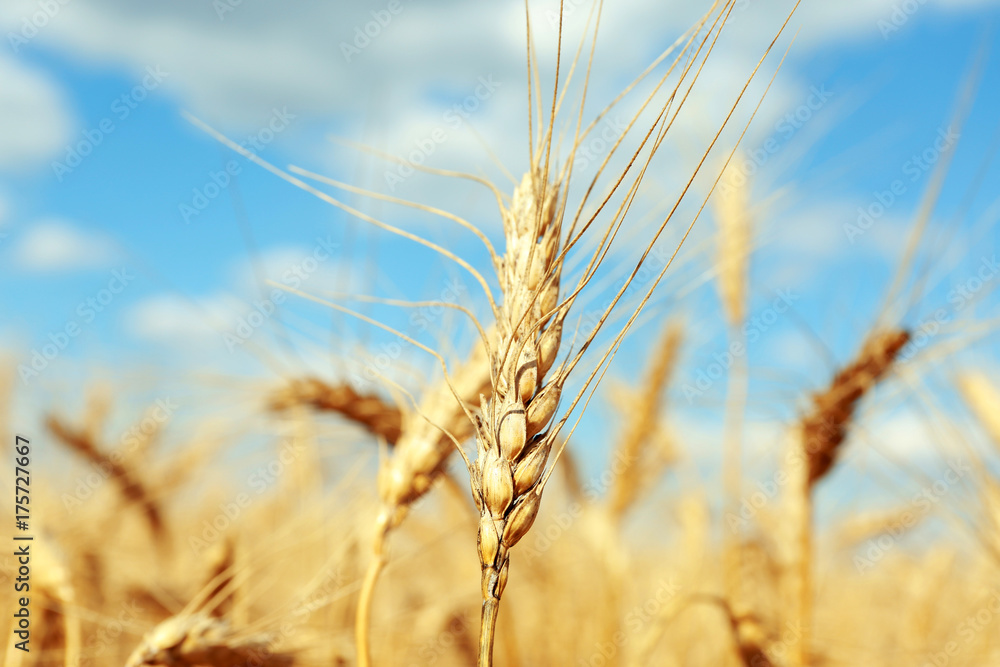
[11,219,117,272]
[2,0,991,135]
[124,292,242,346]
[0,0,991,210]
[227,242,349,294]
[0,53,73,171]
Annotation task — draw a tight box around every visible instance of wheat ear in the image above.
[269,377,403,444]
[714,159,753,616]
[47,412,166,543]
[471,166,568,666]
[786,329,910,667]
[126,613,295,667]
[607,322,682,520]
[355,336,492,667]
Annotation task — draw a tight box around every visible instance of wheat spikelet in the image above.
[269,377,403,444]
[958,372,1000,447]
[126,613,294,667]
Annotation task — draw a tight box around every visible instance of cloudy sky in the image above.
[2,0,998,506]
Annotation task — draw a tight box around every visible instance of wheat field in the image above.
[2,1,1000,666]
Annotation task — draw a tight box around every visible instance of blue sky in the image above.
[1,1,999,516]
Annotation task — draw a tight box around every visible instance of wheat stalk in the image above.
[714,159,753,622]
[462,2,801,662]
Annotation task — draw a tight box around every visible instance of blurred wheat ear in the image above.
[784,329,909,667]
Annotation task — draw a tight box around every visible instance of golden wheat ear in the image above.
[350,331,492,667]
[782,328,910,667]
[269,377,403,444]
[606,321,683,521]
[125,613,296,667]
[47,409,167,546]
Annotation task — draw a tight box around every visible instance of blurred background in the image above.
[2,0,998,507]
[1,1,1000,662]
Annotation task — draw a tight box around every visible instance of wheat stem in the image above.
[356,517,389,667]
[478,545,507,667]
